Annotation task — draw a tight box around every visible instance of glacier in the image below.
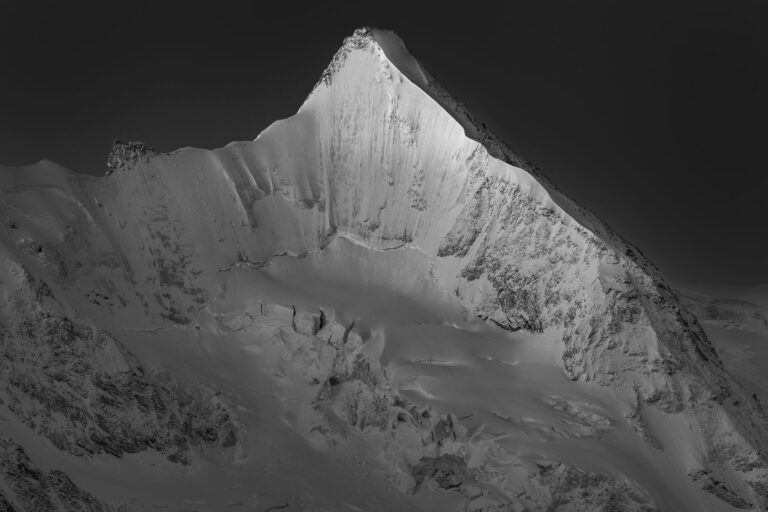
[0,27,766,511]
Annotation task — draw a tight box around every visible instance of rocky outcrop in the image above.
[412,454,473,490]
[523,461,658,512]
[0,256,238,464]
[106,140,157,177]
[690,469,753,509]
[0,436,112,511]
[0,25,766,511]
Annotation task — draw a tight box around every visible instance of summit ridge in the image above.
[0,27,765,511]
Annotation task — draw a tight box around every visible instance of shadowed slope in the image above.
[0,27,765,511]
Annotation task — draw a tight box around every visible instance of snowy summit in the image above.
[0,27,767,511]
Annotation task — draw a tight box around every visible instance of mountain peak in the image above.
[310,27,379,92]
[1,26,767,512]
[310,26,434,102]
[302,27,637,269]
[310,28,539,178]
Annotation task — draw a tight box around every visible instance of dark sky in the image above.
[1,1,766,285]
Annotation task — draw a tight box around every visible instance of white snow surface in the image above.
[0,27,767,511]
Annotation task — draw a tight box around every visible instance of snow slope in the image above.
[678,283,768,406]
[0,27,767,511]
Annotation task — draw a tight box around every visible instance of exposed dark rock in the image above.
[528,461,658,512]
[0,492,17,512]
[624,406,664,450]
[437,187,489,258]
[431,414,458,446]
[0,268,237,465]
[690,469,753,509]
[0,436,111,511]
[106,140,157,176]
[485,259,542,332]
[412,454,473,490]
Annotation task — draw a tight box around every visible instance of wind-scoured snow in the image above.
[0,27,766,511]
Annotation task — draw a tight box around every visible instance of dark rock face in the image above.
[0,436,111,511]
[485,260,543,332]
[437,184,491,259]
[412,454,472,490]
[528,461,658,512]
[0,264,237,465]
[690,469,753,509]
[106,141,157,176]
[439,175,575,336]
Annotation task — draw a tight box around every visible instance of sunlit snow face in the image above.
[0,26,765,512]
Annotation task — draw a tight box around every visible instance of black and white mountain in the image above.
[0,27,766,511]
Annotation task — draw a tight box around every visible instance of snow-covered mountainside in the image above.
[678,284,768,408]
[0,27,766,511]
